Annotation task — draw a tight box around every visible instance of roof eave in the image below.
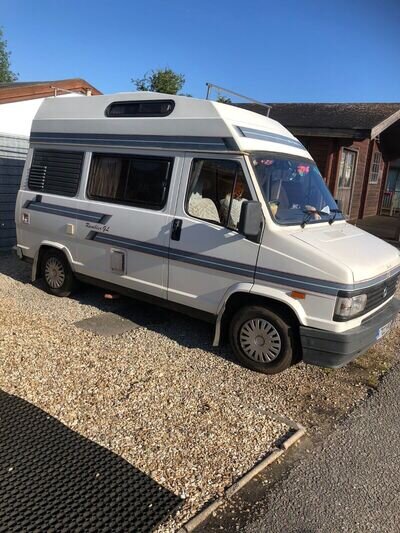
[371,109,400,138]
[288,127,370,140]
[0,79,102,104]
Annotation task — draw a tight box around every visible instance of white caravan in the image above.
[15,92,400,374]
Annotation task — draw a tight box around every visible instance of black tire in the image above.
[41,249,78,297]
[229,305,296,374]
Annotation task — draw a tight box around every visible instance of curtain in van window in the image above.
[89,156,124,199]
[188,160,205,196]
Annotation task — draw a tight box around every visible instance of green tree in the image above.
[216,95,232,104]
[132,68,185,94]
[0,28,18,82]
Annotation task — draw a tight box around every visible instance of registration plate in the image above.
[376,321,392,340]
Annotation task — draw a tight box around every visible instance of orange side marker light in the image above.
[291,291,306,299]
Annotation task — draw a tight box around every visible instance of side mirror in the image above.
[238,201,263,241]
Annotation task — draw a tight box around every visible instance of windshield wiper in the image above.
[329,208,343,225]
[301,208,330,228]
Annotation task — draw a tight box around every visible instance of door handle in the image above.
[171,218,183,241]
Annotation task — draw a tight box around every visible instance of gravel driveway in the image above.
[1,252,399,530]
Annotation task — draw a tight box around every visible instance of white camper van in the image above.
[15,92,400,374]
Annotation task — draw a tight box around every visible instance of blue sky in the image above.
[1,0,400,102]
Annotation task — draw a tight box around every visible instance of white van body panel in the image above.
[293,221,400,282]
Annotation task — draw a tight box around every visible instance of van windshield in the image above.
[251,154,343,225]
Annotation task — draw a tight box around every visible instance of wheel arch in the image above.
[32,242,75,281]
[213,290,302,347]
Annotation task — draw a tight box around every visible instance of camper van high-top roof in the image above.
[30,91,309,158]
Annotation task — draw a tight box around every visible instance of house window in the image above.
[28,149,84,197]
[87,153,173,210]
[186,159,251,231]
[369,152,382,184]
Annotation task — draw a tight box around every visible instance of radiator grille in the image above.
[28,150,84,197]
[364,273,399,314]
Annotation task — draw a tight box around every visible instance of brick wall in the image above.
[299,135,380,219]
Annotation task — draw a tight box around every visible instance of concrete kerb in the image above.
[178,424,306,533]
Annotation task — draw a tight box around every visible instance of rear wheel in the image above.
[41,249,77,297]
[229,305,296,374]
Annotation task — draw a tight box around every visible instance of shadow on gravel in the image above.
[0,252,238,365]
[0,388,182,532]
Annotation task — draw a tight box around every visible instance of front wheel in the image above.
[41,249,78,297]
[229,305,296,374]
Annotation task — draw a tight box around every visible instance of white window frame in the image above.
[369,151,382,185]
[335,147,358,218]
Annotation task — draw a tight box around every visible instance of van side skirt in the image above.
[74,273,216,325]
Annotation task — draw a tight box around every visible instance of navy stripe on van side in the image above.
[169,248,255,277]
[255,268,347,296]
[350,264,400,291]
[30,132,237,152]
[23,199,110,223]
[89,231,348,295]
[23,198,395,296]
[91,233,170,259]
[90,232,255,278]
[236,126,305,150]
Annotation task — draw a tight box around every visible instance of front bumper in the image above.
[300,298,400,369]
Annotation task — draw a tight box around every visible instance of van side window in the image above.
[87,153,173,209]
[186,159,251,230]
[28,149,84,197]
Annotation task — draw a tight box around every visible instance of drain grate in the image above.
[0,390,182,532]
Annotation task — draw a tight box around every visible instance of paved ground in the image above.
[243,363,400,533]
[354,215,400,241]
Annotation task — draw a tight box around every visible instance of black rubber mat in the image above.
[0,390,182,532]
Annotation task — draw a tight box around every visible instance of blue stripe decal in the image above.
[169,249,254,277]
[91,232,255,277]
[23,200,400,296]
[255,270,343,296]
[89,232,400,295]
[236,126,305,150]
[92,233,170,259]
[88,232,350,295]
[257,265,400,294]
[24,199,110,223]
[30,132,232,151]
[352,265,400,291]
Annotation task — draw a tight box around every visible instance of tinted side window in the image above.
[28,149,84,197]
[87,154,172,209]
[186,159,251,230]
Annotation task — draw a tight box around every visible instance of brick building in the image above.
[242,103,400,220]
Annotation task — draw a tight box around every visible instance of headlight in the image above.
[334,294,367,319]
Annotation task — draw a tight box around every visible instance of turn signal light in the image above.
[291,291,306,299]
